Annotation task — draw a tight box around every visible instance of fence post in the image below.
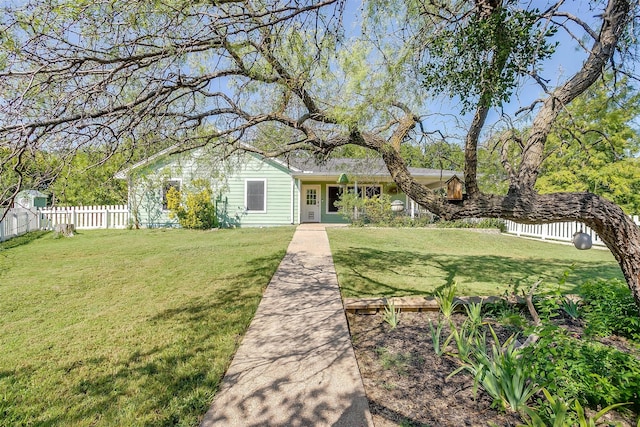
[12,211,17,238]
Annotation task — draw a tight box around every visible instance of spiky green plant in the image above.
[560,297,580,320]
[436,283,460,320]
[428,319,452,357]
[519,388,631,427]
[449,325,538,412]
[448,322,476,363]
[383,298,400,329]
[464,301,484,335]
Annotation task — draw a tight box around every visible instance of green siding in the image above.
[130,150,297,228]
[128,149,411,227]
[222,155,296,226]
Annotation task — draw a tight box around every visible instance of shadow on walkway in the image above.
[200,225,373,426]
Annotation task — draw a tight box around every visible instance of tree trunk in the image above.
[54,223,75,237]
[379,146,640,315]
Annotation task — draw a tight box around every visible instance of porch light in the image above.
[572,230,592,250]
[337,173,349,185]
[391,200,404,213]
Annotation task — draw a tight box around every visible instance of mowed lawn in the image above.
[0,227,295,427]
[327,228,624,298]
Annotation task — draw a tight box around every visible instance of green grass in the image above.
[0,227,295,427]
[327,228,623,298]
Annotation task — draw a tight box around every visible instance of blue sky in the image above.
[338,0,605,140]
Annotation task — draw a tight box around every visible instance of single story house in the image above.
[115,145,457,227]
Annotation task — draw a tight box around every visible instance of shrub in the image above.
[166,180,218,229]
[336,192,397,226]
[434,218,506,231]
[579,278,640,341]
[520,324,640,413]
[335,192,366,225]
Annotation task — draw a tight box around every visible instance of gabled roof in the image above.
[283,157,458,188]
[115,144,459,187]
[114,143,302,179]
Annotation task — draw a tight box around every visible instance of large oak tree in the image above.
[1,0,640,311]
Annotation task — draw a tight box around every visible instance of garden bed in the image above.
[348,310,640,427]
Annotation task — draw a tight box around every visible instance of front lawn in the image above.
[327,228,623,298]
[0,227,294,426]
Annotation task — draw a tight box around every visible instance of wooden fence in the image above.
[504,216,640,247]
[39,205,130,230]
[0,208,41,242]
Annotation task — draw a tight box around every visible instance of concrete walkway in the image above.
[200,224,374,427]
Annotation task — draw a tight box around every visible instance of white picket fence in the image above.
[39,205,130,230]
[2,202,639,247]
[504,215,640,247]
[0,208,42,242]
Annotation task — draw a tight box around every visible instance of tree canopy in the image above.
[1,0,640,312]
[535,76,640,213]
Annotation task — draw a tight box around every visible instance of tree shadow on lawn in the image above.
[4,251,287,426]
[333,247,623,297]
[0,230,50,251]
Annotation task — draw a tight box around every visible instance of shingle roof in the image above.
[284,156,458,178]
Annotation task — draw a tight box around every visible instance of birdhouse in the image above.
[446,175,464,201]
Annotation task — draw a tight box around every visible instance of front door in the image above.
[301,185,321,223]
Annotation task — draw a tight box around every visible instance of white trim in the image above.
[290,177,295,224]
[244,178,267,214]
[296,179,301,224]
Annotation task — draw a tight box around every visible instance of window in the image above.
[347,185,381,198]
[326,184,382,213]
[327,186,343,213]
[365,185,381,198]
[245,179,266,212]
[306,188,318,206]
[162,180,181,210]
